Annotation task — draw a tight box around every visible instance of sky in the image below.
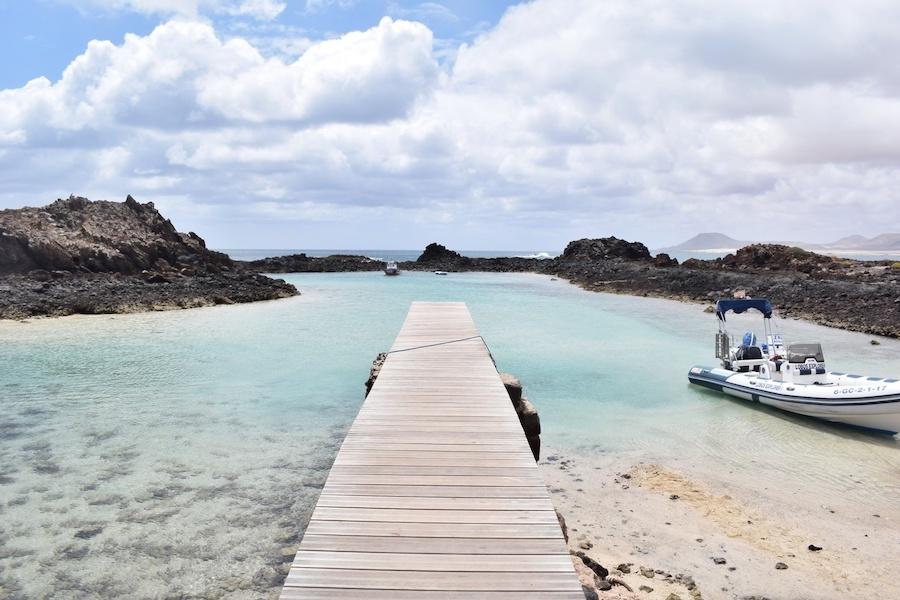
[1,0,898,250]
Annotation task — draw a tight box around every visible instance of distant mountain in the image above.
[827,235,869,248]
[828,233,900,251]
[657,232,749,253]
[659,232,900,255]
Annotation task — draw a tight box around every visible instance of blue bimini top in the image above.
[715,298,773,320]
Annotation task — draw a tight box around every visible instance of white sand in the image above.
[542,446,899,600]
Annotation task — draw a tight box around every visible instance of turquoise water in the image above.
[1,272,898,598]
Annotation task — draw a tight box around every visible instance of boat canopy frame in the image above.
[715,298,773,321]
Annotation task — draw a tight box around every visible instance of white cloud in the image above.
[304,0,356,14]
[198,17,438,123]
[61,0,285,20]
[388,2,458,23]
[3,0,900,249]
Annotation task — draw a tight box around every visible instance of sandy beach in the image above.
[543,443,899,600]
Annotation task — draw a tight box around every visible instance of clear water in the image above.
[1,272,898,598]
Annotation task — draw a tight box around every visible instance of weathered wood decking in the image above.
[280,301,582,599]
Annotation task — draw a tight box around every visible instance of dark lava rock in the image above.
[0,195,298,319]
[719,244,839,274]
[616,563,631,574]
[775,562,789,570]
[654,253,679,267]
[365,352,387,396]
[417,242,465,263]
[582,585,600,600]
[808,544,823,552]
[0,195,230,276]
[575,551,609,579]
[516,397,541,437]
[556,510,568,543]
[596,579,613,591]
[500,373,523,403]
[243,253,383,273]
[713,557,727,565]
[561,237,651,261]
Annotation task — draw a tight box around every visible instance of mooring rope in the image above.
[386,335,487,354]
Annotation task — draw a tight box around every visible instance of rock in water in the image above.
[499,372,523,402]
[561,237,652,261]
[516,397,541,437]
[416,242,465,263]
[365,352,387,396]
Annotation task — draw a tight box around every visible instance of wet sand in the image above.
[542,444,899,600]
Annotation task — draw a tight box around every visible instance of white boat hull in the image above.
[689,366,900,434]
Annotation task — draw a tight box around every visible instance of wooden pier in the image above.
[280,301,582,599]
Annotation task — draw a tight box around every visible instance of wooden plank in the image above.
[310,507,559,524]
[278,302,577,598]
[284,570,582,592]
[320,484,550,498]
[328,466,540,476]
[322,474,544,486]
[292,551,575,572]
[314,495,553,511]
[302,520,565,538]
[281,590,586,600]
[297,535,567,554]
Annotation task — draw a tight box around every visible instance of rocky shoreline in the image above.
[3,196,897,335]
[0,271,295,320]
[244,240,900,338]
[0,196,297,320]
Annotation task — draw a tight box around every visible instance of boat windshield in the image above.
[787,343,825,363]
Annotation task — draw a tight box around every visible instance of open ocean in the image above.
[1,272,898,598]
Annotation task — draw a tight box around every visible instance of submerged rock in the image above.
[73,527,103,540]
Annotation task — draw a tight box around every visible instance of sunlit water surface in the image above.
[1,272,898,598]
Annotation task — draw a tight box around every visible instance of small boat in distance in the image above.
[688,298,900,434]
[434,270,448,276]
[384,261,400,276]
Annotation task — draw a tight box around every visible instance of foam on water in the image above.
[1,272,897,598]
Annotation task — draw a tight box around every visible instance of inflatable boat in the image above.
[688,298,900,434]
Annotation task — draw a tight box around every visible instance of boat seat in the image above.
[736,345,764,360]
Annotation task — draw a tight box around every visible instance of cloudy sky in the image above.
[1,0,898,250]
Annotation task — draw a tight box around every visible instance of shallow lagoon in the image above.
[1,272,897,598]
